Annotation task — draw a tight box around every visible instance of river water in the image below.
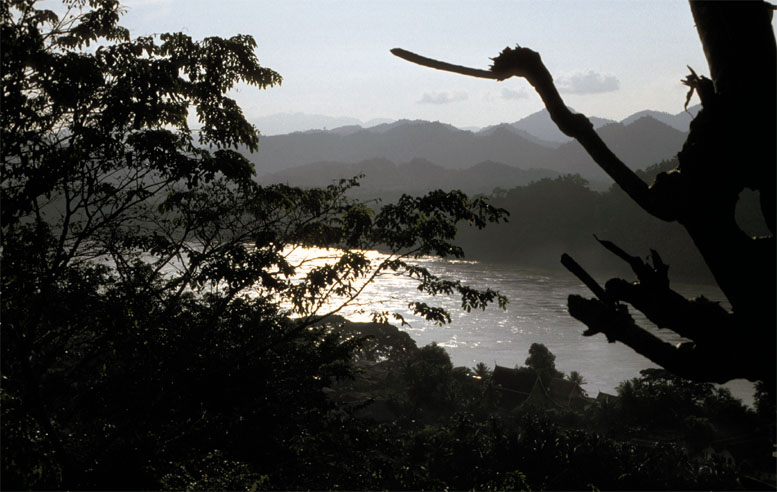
[295,249,755,406]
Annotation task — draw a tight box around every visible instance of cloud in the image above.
[501,87,529,100]
[417,91,468,105]
[555,71,620,94]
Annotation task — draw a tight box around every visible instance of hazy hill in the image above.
[552,116,688,179]
[476,123,561,148]
[250,121,557,175]
[620,104,701,131]
[262,157,558,195]
[250,114,686,184]
[252,112,393,136]
[494,108,615,145]
[249,106,700,139]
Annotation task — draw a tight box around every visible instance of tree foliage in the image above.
[322,352,748,491]
[567,370,587,388]
[524,342,564,385]
[0,1,507,489]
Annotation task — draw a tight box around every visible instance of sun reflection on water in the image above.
[271,246,753,405]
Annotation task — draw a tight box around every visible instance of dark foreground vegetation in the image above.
[2,0,774,490]
[5,299,777,490]
[1,1,506,488]
[302,320,775,491]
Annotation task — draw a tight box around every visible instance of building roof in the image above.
[546,377,589,409]
[548,378,582,401]
[492,366,598,410]
[492,365,540,395]
[596,391,618,404]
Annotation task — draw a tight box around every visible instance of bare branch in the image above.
[560,253,608,302]
[586,237,731,343]
[391,46,675,221]
[593,235,650,279]
[390,48,499,80]
[604,278,732,343]
[567,295,742,383]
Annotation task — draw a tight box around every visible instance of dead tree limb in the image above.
[390,48,499,80]
[391,0,775,386]
[391,46,674,221]
[583,238,732,343]
[562,241,734,374]
[560,253,608,303]
[567,295,743,384]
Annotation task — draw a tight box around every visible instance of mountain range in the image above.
[252,113,394,136]
[250,106,698,193]
[252,106,700,138]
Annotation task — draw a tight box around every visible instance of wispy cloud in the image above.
[417,91,468,105]
[556,71,620,94]
[501,87,529,100]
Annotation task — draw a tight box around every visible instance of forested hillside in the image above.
[457,160,771,282]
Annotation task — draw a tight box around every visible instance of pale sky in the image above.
[119,1,722,128]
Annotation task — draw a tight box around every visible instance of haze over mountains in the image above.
[253,113,395,136]
[251,106,699,193]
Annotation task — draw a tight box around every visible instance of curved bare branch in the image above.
[391,46,675,221]
[567,294,747,383]
[390,48,499,80]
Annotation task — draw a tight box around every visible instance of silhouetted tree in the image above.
[614,368,758,456]
[567,371,587,389]
[392,1,775,389]
[754,381,777,423]
[524,342,563,385]
[473,361,493,380]
[403,343,456,418]
[0,1,507,488]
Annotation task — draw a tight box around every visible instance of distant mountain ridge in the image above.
[251,105,699,141]
[250,120,556,175]
[476,105,699,144]
[550,115,688,176]
[621,106,701,131]
[248,110,689,184]
[481,109,615,146]
[252,112,394,136]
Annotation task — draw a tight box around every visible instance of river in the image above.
[291,248,755,406]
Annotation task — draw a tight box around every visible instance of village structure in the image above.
[490,364,599,411]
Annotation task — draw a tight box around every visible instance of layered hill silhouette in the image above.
[263,157,558,195]
[479,110,615,146]
[620,106,701,131]
[251,107,694,192]
[481,105,700,145]
[252,113,394,136]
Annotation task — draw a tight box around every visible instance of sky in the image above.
[118,1,719,129]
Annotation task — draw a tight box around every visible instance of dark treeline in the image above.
[456,159,770,282]
[176,316,770,491]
